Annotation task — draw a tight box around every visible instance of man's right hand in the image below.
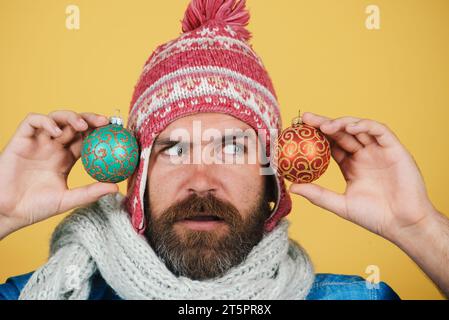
[0,111,119,239]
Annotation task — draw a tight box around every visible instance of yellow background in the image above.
[1,0,448,300]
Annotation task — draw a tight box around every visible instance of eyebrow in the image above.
[154,131,256,149]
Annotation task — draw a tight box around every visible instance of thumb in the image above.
[60,182,119,213]
[289,183,347,218]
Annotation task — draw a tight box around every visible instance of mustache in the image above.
[160,193,241,225]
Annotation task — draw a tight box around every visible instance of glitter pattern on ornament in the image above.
[81,110,139,183]
[274,111,331,184]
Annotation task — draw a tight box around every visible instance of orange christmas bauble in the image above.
[274,113,331,184]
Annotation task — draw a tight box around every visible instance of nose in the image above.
[185,164,219,197]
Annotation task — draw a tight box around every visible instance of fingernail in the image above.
[54,127,62,135]
[78,119,87,128]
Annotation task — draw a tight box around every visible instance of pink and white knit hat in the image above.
[125,0,292,234]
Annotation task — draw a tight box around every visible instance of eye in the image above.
[222,142,244,155]
[163,143,187,157]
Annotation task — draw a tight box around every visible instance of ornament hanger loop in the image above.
[110,108,124,126]
[292,108,303,126]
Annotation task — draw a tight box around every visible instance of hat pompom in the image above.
[181,0,251,41]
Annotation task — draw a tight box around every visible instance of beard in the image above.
[144,187,272,281]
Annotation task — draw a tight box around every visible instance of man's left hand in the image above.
[289,112,438,243]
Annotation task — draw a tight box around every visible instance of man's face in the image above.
[144,113,274,280]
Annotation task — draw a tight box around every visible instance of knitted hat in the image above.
[125,0,292,234]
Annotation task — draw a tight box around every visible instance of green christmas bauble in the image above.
[81,120,139,183]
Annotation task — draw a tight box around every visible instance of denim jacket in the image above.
[0,271,400,300]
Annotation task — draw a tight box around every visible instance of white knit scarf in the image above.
[19,193,315,300]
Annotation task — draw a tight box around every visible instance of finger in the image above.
[353,132,375,146]
[321,116,377,147]
[320,116,362,133]
[303,112,364,154]
[67,116,114,159]
[345,119,400,148]
[289,183,348,219]
[68,125,100,159]
[325,127,363,154]
[302,112,331,127]
[329,139,348,165]
[303,112,374,146]
[68,133,84,159]
[17,113,63,138]
[320,117,365,153]
[54,124,78,145]
[57,119,99,147]
[48,110,89,132]
[49,111,108,145]
[52,111,109,129]
[59,182,119,212]
[79,112,109,128]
